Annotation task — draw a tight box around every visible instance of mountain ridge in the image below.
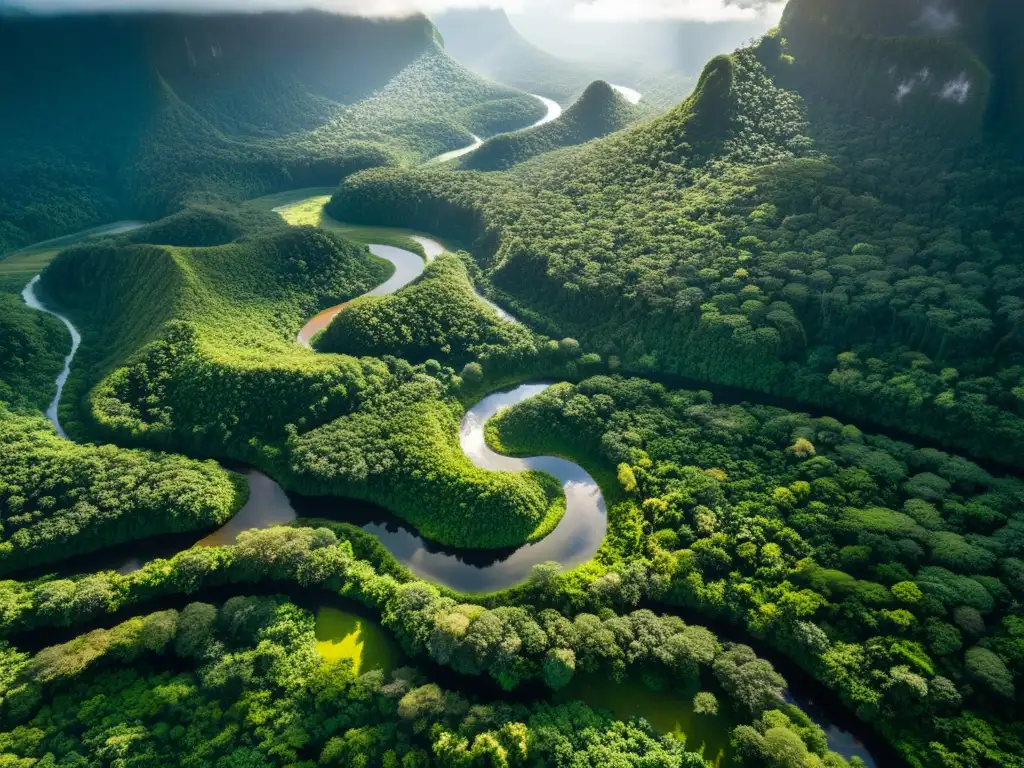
[0,10,540,255]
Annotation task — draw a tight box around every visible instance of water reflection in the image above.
[353,383,608,592]
[197,470,297,547]
[297,244,429,345]
[783,691,877,767]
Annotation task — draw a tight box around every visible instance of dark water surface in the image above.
[12,219,885,764]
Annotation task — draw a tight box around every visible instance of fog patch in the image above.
[4,0,785,20]
[570,0,787,23]
[894,67,932,104]
[916,0,960,33]
[939,73,971,104]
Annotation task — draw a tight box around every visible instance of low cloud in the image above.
[916,0,960,32]
[11,0,785,21]
[571,0,786,22]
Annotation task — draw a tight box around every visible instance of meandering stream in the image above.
[426,92,563,165]
[21,276,80,438]
[16,208,878,764]
[609,83,643,104]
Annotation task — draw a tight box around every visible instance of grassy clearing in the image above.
[250,188,451,256]
[0,250,60,293]
[314,606,398,675]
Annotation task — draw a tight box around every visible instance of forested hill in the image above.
[462,80,640,171]
[328,21,1024,467]
[0,11,542,255]
[780,0,1024,134]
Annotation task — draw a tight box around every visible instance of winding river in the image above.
[296,243,438,345]
[291,234,603,592]
[14,194,878,764]
[609,83,643,105]
[21,276,81,439]
[21,224,597,592]
[426,92,563,165]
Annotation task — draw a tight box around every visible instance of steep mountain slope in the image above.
[432,8,595,101]
[463,80,641,171]
[0,11,540,255]
[780,0,1024,134]
[328,24,1024,475]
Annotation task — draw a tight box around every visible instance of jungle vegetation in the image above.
[326,23,1024,468]
[2,1,1023,766]
[315,253,541,368]
[0,271,247,577]
[462,81,641,172]
[0,11,543,255]
[0,527,866,767]
[489,375,1024,766]
[36,227,568,550]
[0,594,720,767]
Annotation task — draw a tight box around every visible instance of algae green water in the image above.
[556,675,732,767]
[314,607,399,676]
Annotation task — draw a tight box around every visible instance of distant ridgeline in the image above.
[0,11,540,254]
[780,0,1023,134]
[432,8,595,101]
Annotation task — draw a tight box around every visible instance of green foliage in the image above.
[328,31,1024,467]
[5,9,1024,767]
[316,253,542,369]
[0,596,706,766]
[43,227,393,452]
[965,646,1015,699]
[288,376,564,549]
[0,406,246,576]
[457,97,547,138]
[463,81,640,172]
[0,294,65,409]
[0,527,853,766]
[124,203,284,247]
[0,273,246,575]
[487,375,1024,765]
[44,223,566,552]
[0,12,542,253]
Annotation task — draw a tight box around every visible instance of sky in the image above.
[8,0,788,23]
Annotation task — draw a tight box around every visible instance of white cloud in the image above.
[11,0,785,20]
[9,0,512,13]
[939,73,971,104]
[917,0,960,33]
[571,0,786,22]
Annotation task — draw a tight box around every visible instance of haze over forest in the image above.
[0,1,1022,767]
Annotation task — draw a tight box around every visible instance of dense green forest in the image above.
[3,0,1024,765]
[327,20,1024,467]
[0,253,249,576]
[315,253,541,368]
[462,81,641,172]
[0,11,543,255]
[490,376,1024,766]
[36,228,569,550]
[0,594,722,766]
[0,528,866,767]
